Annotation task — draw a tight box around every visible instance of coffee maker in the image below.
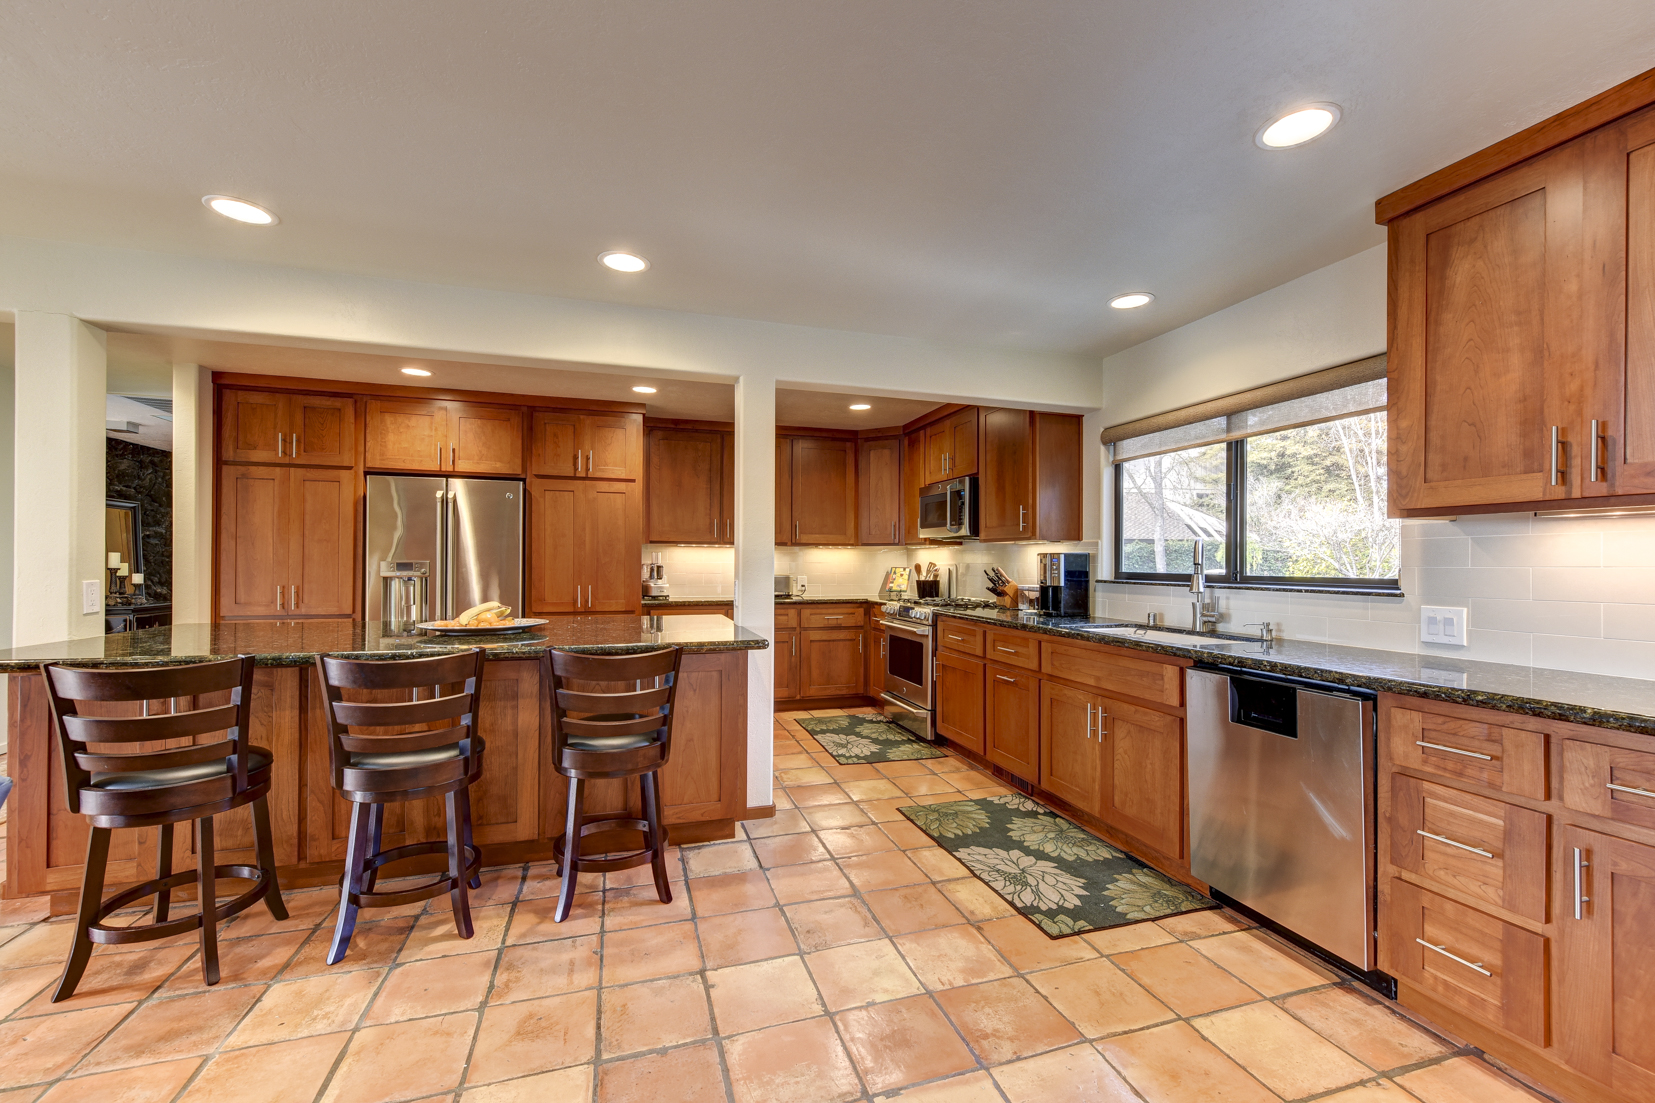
[1037,552,1090,616]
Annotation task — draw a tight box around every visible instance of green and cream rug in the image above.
[797,714,948,764]
[900,794,1217,938]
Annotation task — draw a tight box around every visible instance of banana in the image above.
[456,601,507,626]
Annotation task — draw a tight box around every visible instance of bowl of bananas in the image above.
[417,602,548,635]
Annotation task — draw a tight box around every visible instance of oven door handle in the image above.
[878,619,928,636]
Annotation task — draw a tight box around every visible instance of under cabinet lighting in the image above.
[1256,104,1341,149]
[400,367,432,377]
[202,195,278,224]
[849,404,871,411]
[600,251,649,272]
[1535,505,1655,519]
[632,386,657,394]
[1109,293,1154,309]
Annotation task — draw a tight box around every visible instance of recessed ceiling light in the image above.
[600,251,649,273]
[849,404,872,411]
[1256,103,1341,149]
[1109,293,1154,310]
[202,195,277,224]
[632,385,657,394]
[400,367,431,377]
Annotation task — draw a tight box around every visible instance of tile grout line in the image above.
[453,862,526,1103]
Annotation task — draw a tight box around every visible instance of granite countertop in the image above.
[935,606,1655,736]
[0,615,768,671]
[641,595,888,607]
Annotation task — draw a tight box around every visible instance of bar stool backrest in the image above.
[43,656,258,815]
[314,649,486,783]
[545,647,682,768]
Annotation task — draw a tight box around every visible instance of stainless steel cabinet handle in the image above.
[1416,740,1493,761]
[880,639,886,657]
[587,585,593,607]
[276,585,283,610]
[1415,938,1492,977]
[290,584,297,609]
[891,521,896,542]
[1590,419,1605,482]
[1086,702,1093,740]
[1607,781,1655,799]
[794,521,799,542]
[451,444,456,468]
[1574,846,1591,919]
[1019,505,1026,531]
[1099,709,1109,736]
[588,450,594,473]
[436,441,441,466]
[858,635,863,653]
[290,433,298,456]
[994,674,1016,683]
[1550,425,1563,486]
[1416,829,1494,858]
[822,615,843,620]
[726,519,731,541]
[792,634,796,656]
[575,449,582,475]
[996,646,1017,653]
[277,433,284,457]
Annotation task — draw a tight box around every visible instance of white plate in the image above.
[415,618,549,636]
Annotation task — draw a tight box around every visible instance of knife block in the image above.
[996,581,1019,608]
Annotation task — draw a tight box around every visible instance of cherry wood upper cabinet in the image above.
[922,408,979,483]
[858,436,902,546]
[777,436,856,545]
[221,390,357,468]
[979,409,1082,542]
[775,437,795,545]
[449,404,522,475]
[286,467,357,617]
[218,465,287,617]
[532,411,643,481]
[364,398,448,472]
[646,428,729,544]
[903,430,928,544]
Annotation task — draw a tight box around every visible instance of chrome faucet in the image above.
[1190,538,1220,633]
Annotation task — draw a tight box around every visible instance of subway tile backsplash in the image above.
[1100,513,1655,680]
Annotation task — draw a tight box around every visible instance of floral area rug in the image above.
[900,794,1217,938]
[796,715,948,764]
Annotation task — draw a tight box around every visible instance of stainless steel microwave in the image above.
[917,477,978,540]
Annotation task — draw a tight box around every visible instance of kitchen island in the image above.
[1,615,767,911]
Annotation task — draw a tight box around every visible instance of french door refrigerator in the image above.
[365,475,523,625]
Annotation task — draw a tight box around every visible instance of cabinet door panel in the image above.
[925,422,950,483]
[365,399,446,472]
[935,651,985,754]
[775,437,794,545]
[1101,697,1183,859]
[290,394,357,467]
[904,430,927,544]
[774,629,800,700]
[985,663,1039,784]
[647,429,724,543]
[1601,108,1655,494]
[585,481,642,613]
[858,437,902,545]
[1560,736,1655,831]
[221,390,288,463]
[450,404,522,475]
[1389,143,1585,509]
[289,468,357,617]
[792,438,857,544]
[867,627,885,697]
[528,479,580,613]
[219,465,286,617]
[948,409,979,477]
[979,408,1033,540]
[660,652,744,822]
[801,629,864,697]
[1040,680,1104,817]
[585,413,642,480]
[530,412,582,477]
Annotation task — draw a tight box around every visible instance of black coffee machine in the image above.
[1037,552,1090,616]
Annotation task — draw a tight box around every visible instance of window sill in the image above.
[1099,578,1404,598]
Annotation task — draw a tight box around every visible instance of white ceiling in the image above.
[4,2,1654,356]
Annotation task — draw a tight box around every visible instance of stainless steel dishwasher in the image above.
[1187,666,1381,977]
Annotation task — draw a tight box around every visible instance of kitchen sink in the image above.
[1067,624,1241,651]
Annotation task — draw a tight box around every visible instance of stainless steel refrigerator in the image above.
[365,475,524,626]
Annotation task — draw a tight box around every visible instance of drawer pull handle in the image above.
[995,646,1018,653]
[994,674,1016,683]
[1416,740,1493,761]
[1606,782,1655,800]
[1415,938,1492,977]
[1416,829,1494,858]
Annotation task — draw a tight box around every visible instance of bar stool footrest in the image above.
[87,865,273,946]
[346,840,483,910]
[553,812,665,873]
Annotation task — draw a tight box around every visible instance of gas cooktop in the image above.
[881,597,999,623]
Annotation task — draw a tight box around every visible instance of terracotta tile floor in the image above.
[0,711,1564,1102]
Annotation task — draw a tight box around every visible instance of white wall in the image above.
[1096,241,1655,681]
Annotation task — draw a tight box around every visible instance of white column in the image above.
[13,312,107,645]
[732,373,776,810]
[171,363,214,624]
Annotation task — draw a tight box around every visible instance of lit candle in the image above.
[108,551,121,568]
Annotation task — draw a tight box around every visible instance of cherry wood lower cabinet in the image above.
[985,663,1039,783]
[1097,696,1185,861]
[3,652,750,907]
[935,650,986,755]
[800,629,864,697]
[218,465,357,619]
[1040,679,1105,816]
[527,478,642,615]
[774,627,800,700]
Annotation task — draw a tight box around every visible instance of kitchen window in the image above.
[1110,368,1400,589]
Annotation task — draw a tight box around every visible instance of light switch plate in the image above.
[1420,605,1468,646]
[82,580,101,615]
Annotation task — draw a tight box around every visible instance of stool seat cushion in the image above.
[90,748,273,792]
[349,745,465,770]
[564,731,662,753]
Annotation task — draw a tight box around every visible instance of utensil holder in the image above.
[914,579,940,599]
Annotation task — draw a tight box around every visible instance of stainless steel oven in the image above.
[917,477,978,541]
[879,611,934,739]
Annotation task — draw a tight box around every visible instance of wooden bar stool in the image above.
[42,656,287,1001]
[314,648,486,964]
[542,646,682,922]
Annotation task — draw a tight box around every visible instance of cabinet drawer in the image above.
[1041,641,1181,708]
[1390,775,1548,922]
[774,606,800,629]
[1384,879,1546,1046]
[1385,702,1547,799]
[1561,737,1655,831]
[937,620,985,657]
[986,630,1040,670]
[802,605,865,629]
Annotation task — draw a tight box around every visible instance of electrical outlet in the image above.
[82,580,102,615]
[795,575,808,594]
[1420,605,1468,646]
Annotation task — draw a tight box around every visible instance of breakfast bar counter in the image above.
[2,616,767,911]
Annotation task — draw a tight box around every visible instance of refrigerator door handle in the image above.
[434,489,448,618]
[445,490,459,620]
